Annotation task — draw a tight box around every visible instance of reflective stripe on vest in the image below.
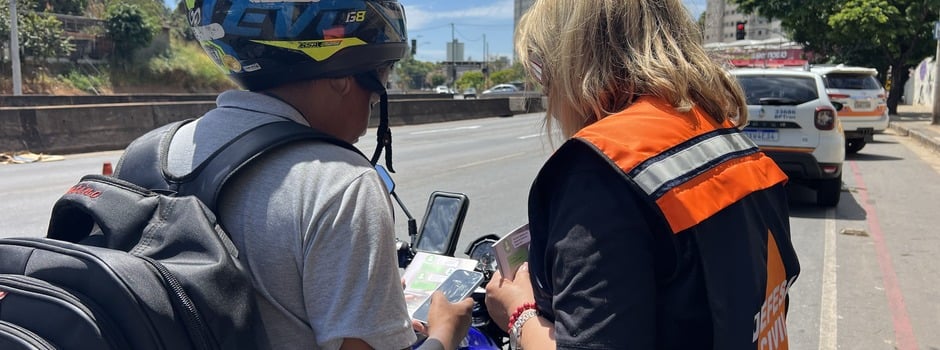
[575,97,788,233]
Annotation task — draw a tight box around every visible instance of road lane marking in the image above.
[409,125,481,135]
[455,152,526,169]
[518,134,541,139]
[818,208,837,350]
[849,160,919,350]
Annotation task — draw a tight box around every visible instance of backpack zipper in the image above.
[139,256,216,350]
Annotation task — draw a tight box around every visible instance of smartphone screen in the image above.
[415,193,467,255]
[411,269,484,323]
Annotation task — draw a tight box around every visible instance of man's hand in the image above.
[423,291,473,350]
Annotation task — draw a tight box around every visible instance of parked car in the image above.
[809,65,888,154]
[463,87,477,99]
[731,68,846,207]
[481,84,519,95]
[435,85,451,94]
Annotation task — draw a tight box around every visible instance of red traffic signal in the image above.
[735,21,747,40]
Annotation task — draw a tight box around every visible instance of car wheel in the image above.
[815,177,842,207]
[845,138,866,154]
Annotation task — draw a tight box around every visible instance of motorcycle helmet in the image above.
[185,0,408,169]
[185,0,408,91]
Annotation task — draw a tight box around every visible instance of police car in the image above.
[810,64,889,154]
[730,68,845,207]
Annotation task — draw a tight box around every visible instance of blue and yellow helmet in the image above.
[185,0,408,91]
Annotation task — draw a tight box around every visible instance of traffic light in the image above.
[735,21,746,40]
[411,39,416,55]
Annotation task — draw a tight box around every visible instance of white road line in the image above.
[518,134,542,140]
[409,126,481,135]
[818,208,838,350]
[455,152,527,169]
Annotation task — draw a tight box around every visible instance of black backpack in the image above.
[0,120,362,350]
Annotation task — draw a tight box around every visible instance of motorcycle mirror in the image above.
[414,191,469,256]
[375,164,395,194]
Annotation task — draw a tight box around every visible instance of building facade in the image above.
[513,0,535,61]
[703,0,784,44]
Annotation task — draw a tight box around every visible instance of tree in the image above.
[489,69,519,86]
[0,0,75,74]
[105,2,155,66]
[35,0,87,15]
[456,70,484,91]
[729,0,936,116]
[395,56,436,90]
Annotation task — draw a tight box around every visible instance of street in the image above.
[1,114,939,349]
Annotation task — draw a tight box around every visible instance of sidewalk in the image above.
[890,104,940,153]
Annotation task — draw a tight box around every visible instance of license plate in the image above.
[743,129,779,142]
[855,100,871,109]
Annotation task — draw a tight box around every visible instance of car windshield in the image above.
[823,73,882,90]
[736,75,819,105]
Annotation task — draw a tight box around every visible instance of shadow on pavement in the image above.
[846,153,904,162]
[786,182,866,221]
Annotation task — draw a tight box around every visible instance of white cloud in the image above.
[406,0,513,31]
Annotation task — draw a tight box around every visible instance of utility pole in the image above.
[451,23,456,92]
[9,0,23,95]
[482,34,488,89]
[935,19,940,125]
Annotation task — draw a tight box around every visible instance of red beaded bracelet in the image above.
[507,302,537,331]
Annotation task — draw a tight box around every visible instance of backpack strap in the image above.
[117,120,364,213]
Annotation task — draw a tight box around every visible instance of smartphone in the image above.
[414,191,469,256]
[411,269,484,323]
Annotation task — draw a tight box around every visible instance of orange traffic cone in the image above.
[102,162,113,176]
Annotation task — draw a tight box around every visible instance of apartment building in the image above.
[703,0,785,44]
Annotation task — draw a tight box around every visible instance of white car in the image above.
[810,64,889,154]
[435,85,451,94]
[731,68,846,207]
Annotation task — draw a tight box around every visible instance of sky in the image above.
[164,0,707,63]
[401,0,705,63]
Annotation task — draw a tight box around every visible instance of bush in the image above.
[59,70,109,94]
[144,42,235,92]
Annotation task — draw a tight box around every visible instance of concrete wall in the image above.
[1,97,545,154]
[0,94,221,107]
[0,92,454,107]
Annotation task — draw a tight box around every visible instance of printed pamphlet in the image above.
[494,224,531,281]
[401,252,479,317]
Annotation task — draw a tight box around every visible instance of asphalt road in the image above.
[1,114,939,349]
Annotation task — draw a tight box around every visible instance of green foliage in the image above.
[143,41,235,91]
[19,12,75,60]
[728,0,937,112]
[489,67,523,86]
[34,0,88,14]
[105,2,155,64]
[59,69,108,93]
[430,73,446,87]
[456,71,484,90]
[396,56,436,89]
[0,0,74,63]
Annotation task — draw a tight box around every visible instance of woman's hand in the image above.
[424,291,473,350]
[485,262,536,332]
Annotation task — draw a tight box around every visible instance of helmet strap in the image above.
[355,70,395,172]
[370,92,395,172]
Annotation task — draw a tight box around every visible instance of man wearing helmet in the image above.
[122,0,471,349]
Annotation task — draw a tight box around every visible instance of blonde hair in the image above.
[516,0,748,138]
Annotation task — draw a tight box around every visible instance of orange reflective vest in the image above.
[569,97,800,349]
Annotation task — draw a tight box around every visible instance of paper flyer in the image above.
[401,252,479,316]
[494,224,531,281]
